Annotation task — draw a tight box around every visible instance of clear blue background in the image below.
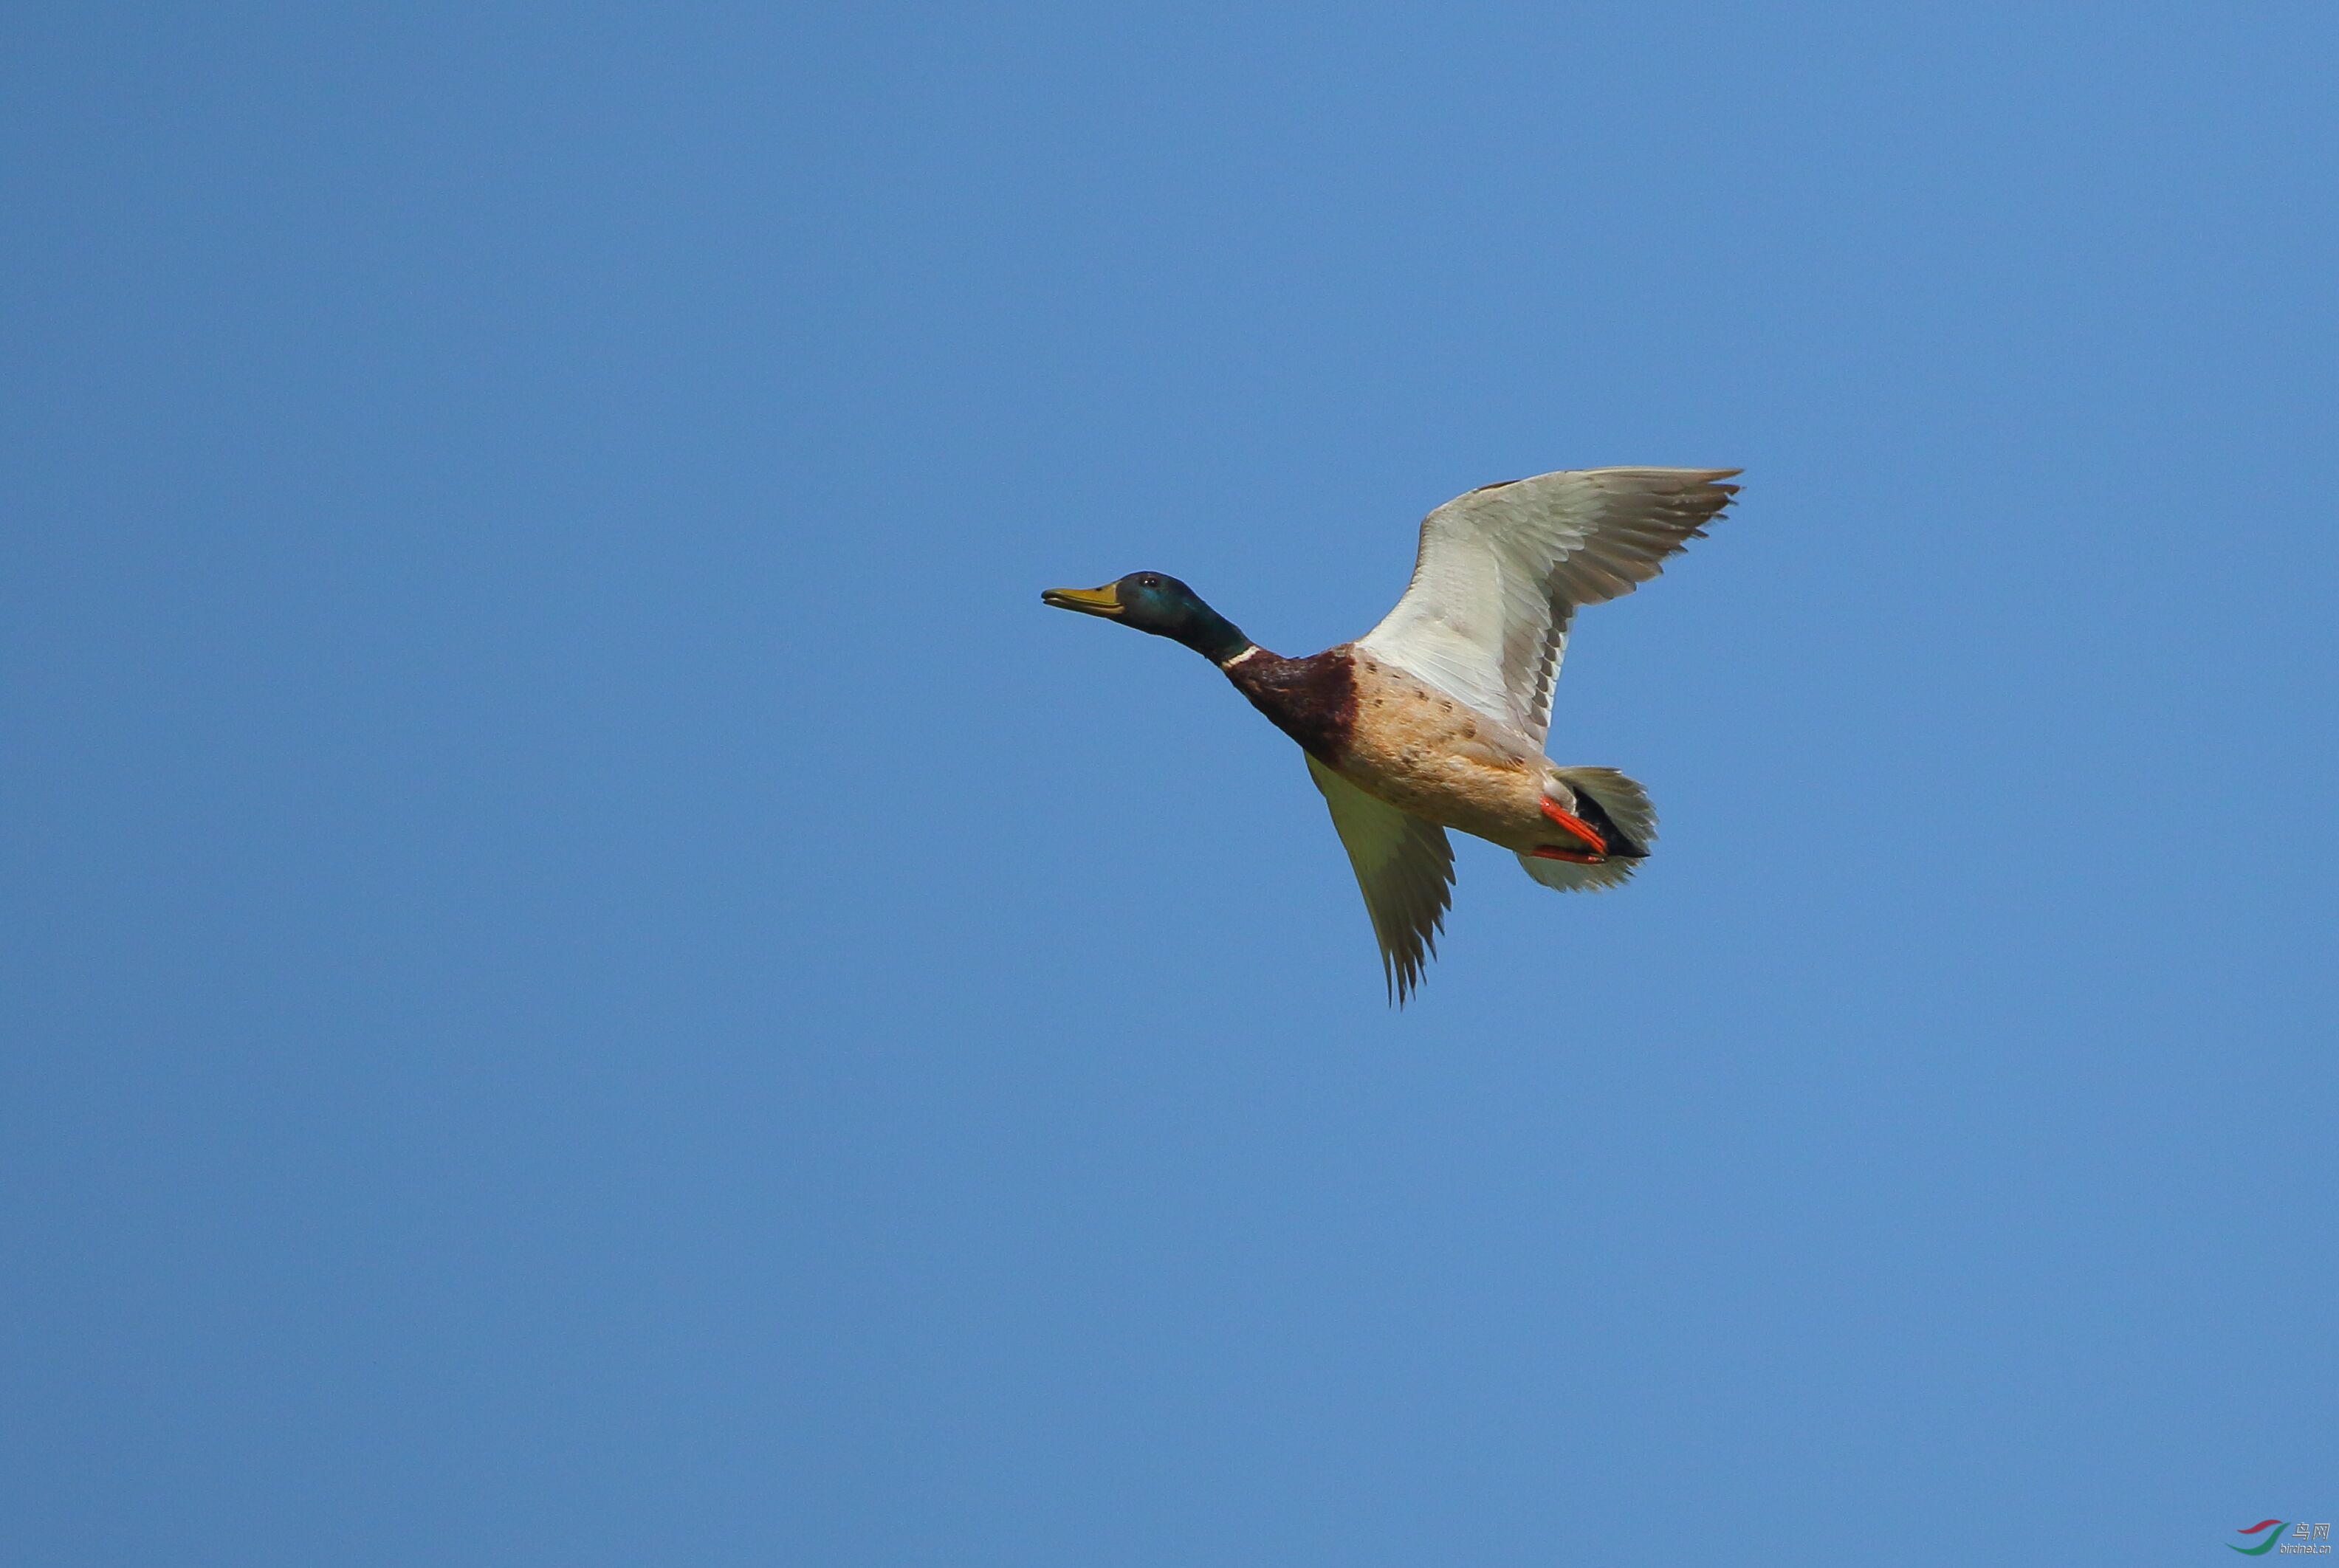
[4,4,2333,1564]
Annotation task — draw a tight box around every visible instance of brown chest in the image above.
[1221,645,1360,763]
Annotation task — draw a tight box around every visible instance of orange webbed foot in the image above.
[1537,795,1608,859]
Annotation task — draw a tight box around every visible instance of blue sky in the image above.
[4,4,2335,1564]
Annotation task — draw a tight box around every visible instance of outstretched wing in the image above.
[1306,756,1454,1005]
[1356,467,1741,746]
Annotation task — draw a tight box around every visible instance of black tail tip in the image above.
[1567,788,1646,859]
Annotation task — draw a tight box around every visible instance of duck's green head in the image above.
[1042,572,1253,664]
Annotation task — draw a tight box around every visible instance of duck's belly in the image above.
[1336,674,1550,851]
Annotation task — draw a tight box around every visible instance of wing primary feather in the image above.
[1357,466,1742,746]
[1305,757,1455,1005]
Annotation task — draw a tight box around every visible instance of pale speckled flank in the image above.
[1333,653,1561,853]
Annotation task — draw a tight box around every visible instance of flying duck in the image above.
[1043,466,1742,1003]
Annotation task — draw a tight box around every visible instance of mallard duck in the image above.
[1044,466,1742,1003]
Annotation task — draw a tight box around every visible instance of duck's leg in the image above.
[1534,795,1608,863]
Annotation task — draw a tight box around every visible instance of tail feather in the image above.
[1517,766,1657,892]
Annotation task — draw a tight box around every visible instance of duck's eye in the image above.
[1138,574,1161,588]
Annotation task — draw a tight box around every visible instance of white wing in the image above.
[1306,756,1454,1005]
[1356,467,1741,746]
